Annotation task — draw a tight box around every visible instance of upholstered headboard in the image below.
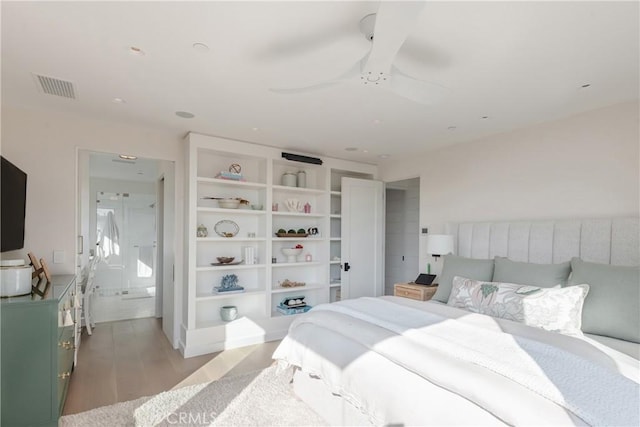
[446,218,639,266]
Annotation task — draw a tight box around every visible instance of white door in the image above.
[341,178,384,299]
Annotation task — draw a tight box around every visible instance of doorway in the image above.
[77,151,175,330]
[384,177,420,295]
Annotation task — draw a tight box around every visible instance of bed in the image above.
[273,218,640,426]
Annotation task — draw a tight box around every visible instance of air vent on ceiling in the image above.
[33,74,76,99]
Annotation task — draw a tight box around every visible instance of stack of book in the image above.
[214,285,245,294]
[215,171,244,181]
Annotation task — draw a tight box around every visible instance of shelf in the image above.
[272,211,324,218]
[197,177,267,190]
[186,133,379,357]
[272,185,325,195]
[195,289,266,301]
[271,262,322,268]
[197,237,266,242]
[273,237,325,241]
[196,264,267,271]
[271,284,325,294]
[270,310,309,319]
[195,316,268,330]
[197,207,266,215]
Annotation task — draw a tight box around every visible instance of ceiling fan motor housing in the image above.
[359,13,376,41]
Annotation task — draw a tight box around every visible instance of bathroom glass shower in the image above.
[93,191,157,322]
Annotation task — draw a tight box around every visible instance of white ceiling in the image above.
[2,1,638,164]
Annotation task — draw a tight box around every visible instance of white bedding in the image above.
[273,296,640,426]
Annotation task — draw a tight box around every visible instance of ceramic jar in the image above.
[282,171,297,187]
[197,224,208,237]
[297,170,306,188]
[220,305,238,321]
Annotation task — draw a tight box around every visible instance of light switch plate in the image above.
[53,250,65,264]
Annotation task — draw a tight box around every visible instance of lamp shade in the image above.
[426,234,454,256]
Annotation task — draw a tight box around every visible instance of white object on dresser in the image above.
[0,259,32,297]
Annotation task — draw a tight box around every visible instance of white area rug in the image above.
[60,365,327,427]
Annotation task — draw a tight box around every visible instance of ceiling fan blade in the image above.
[362,1,426,75]
[269,80,342,95]
[388,65,449,105]
[269,52,367,94]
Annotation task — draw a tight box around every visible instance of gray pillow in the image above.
[568,257,640,343]
[493,257,571,287]
[434,254,494,303]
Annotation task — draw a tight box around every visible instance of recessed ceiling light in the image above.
[372,119,382,124]
[378,154,390,159]
[448,126,457,131]
[581,84,591,88]
[252,127,259,131]
[176,111,195,119]
[112,97,126,104]
[119,154,137,160]
[362,149,369,153]
[192,42,210,53]
[345,147,358,152]
[129,46,145,56]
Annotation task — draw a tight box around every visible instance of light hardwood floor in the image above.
[63,317,279,415]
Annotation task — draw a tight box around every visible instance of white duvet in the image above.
[273,296,640,426]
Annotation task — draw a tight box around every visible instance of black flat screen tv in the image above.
[1,156,27,252]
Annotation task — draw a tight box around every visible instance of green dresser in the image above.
[1,274,77,427]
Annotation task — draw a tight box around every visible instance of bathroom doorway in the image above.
[78,151,173,325]
[384,177,420,295]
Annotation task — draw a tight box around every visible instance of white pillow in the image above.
[447,276,589,336]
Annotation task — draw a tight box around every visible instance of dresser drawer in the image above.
[394,283,437,301]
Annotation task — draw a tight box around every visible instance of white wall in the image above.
[379,101,640,275]
[1,106,184,346]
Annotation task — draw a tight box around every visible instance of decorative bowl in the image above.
[251,204,263,210]
[281,247,303,263]
[216,257,235,264]
[218,199,241,209]
[214,220,239,237]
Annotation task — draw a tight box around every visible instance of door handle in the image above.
[343,262,351,272]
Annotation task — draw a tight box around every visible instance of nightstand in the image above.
[394,283,438,301]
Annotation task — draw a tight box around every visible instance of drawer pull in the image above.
[58,340,73,349]
[58,372,71,379]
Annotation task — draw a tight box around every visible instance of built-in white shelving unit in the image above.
[183,133,376,357]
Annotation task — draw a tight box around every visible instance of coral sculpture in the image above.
[220,274,239,290]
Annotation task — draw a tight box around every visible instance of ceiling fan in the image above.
[270,2,449,105]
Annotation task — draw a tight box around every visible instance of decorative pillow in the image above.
[568,257,640,343]
[493,257,571,287]
[433,254,495,303]
[448,276,589,335]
